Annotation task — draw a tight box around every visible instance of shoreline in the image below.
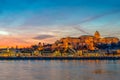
[0,56,120,60]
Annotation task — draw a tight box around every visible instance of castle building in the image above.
[94,31,101,39]
[52,31,119,50]
[100,37,119,44]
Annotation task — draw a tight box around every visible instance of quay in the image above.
[0,56,120,60]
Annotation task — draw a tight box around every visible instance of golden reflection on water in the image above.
[93,69,117,74]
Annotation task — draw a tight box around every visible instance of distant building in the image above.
[94,31,101,39]
[52,31,119,51]
[100,37,119,44]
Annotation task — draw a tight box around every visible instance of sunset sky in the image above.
[0,0,120,48]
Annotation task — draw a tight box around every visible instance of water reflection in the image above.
[0,60,119,80]
[93,69,117,74]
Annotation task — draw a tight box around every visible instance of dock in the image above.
[0,56,120,60]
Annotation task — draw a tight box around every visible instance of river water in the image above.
[0,60,120,80]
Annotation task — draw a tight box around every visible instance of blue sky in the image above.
[0,0,120,47]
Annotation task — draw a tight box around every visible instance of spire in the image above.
[94,31,100,38]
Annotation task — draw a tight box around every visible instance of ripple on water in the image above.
[0,60,119,80]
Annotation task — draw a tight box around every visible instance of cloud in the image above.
[66,9,120,36]
[73,26,90,35]
[79,9,120,24]
[33,34,55,40]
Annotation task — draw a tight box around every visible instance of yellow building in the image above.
[52,31,119,50]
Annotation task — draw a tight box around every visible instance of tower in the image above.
[94,31,100,38]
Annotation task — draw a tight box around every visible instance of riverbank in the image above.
[0,56,120,60]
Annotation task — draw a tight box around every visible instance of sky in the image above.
[0,0,120,48]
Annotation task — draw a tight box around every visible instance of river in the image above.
[0,60,119,80]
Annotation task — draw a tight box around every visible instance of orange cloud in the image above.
[0,35,58,48]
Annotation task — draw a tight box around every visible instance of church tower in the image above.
[94,31,100,38]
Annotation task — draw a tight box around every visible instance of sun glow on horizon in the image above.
[0,31,9,35]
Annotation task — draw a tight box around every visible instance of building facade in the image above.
[52,31,119,50]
